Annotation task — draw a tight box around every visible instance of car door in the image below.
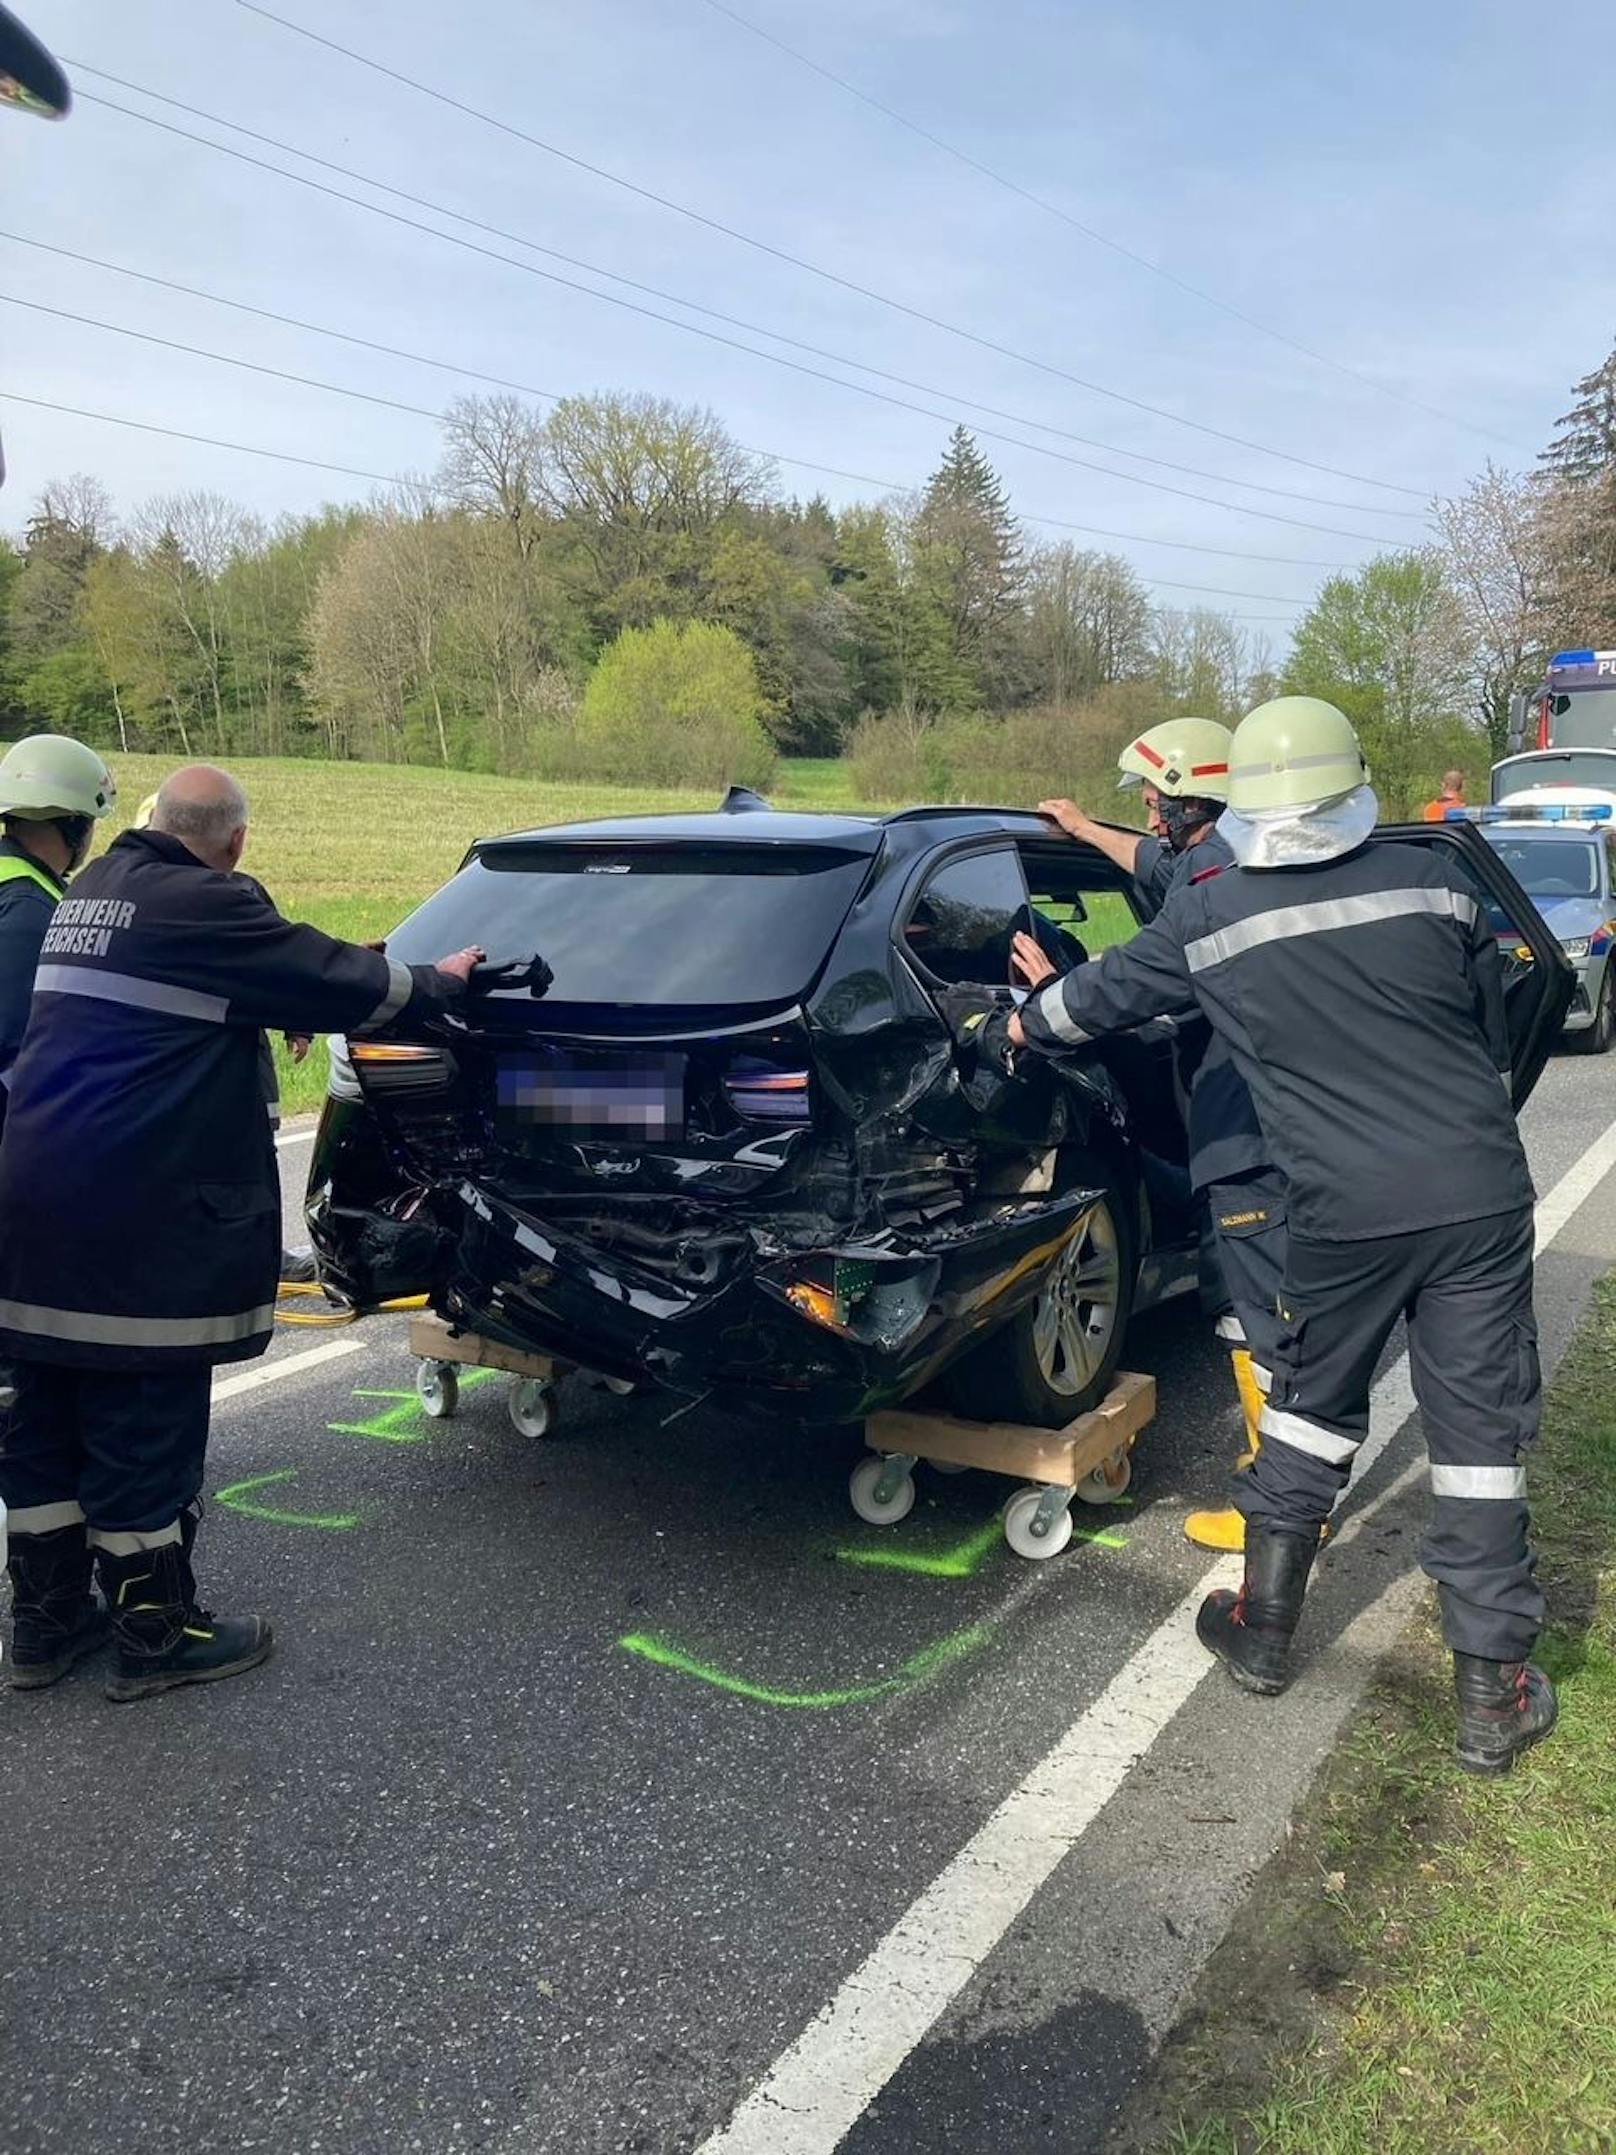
[1377,820,1574,1108]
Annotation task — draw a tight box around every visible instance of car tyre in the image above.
[942,1145,1137,1428]
[1572,964,1615,1055]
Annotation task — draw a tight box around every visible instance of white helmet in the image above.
[1227,698,1367,817]
[1116,718,1233,801]
[0,734,116,822]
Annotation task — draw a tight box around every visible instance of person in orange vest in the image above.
[1423,769,1468,821]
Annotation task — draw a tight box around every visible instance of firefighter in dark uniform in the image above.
[0,734,116,1137]
[0,764,484,1700]
[1026,717,1286,1553]
[1011,697,1555,1776]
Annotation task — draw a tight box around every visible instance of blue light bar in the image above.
[1479,802,1613,824]
[1551,649,1597,666]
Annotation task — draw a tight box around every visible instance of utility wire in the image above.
[225,0,1430,501]
[72,84,1409,549]
[0,389,407,486]
[2,230,1353,572]
[0,382,1308,614]
[694,0,1519,452]
[62,62,1417,524]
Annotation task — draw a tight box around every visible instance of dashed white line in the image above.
[696,1111,1616,2155]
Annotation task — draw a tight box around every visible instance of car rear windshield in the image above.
[386,843,872,1007]
[1483,835,1600,900]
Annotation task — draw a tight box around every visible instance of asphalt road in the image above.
[5,1054,1616,2155]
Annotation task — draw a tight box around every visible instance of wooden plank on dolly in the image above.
[866,1369,1155,1487]
[408,1311,555,1380]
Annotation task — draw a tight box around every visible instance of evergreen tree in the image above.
[912,427,1024,707]
[1541,344,1616,483]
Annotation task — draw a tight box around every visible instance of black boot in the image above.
[96,1542,273,1704]
[6,1524,109,1689]
[1453,1653,1558,1776]
[1196,1522,1318,1695]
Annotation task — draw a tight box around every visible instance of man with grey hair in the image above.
[0,763,483,1700]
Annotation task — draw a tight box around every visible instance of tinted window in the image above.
[388,844,870,1009]
[1482,835,1600,899]
[903,848,1028,985]
[1545,689,1616,752]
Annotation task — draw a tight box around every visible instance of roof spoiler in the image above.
[720,786,774,813]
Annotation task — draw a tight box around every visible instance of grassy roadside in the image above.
[1109,1275,1616,2155]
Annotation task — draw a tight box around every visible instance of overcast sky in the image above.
[4,0,1613,640]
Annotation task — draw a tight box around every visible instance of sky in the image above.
[3,0,1614,648]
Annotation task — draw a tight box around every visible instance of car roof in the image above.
[476,801,1066,858]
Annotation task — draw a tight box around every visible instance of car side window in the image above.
[1020,844,1145,963]
[903,848,1029,986]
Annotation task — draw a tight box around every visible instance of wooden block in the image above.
[867,1369,1155,1488]
[408,1311,556,1380]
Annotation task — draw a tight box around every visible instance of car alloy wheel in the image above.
[1030,1198,1122,1401]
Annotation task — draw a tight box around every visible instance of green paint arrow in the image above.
[214,1469,361,1532]
[834,1511,1128,1576]
[617,1620,991,1709]
[329,1366,498,1442]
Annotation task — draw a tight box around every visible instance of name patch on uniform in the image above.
[40,897,137,961]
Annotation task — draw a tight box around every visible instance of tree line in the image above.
[1,345,1613,812]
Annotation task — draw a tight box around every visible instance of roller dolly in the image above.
[850,1370,1156,1561]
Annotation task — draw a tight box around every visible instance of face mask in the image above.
[1158,795,1221,853]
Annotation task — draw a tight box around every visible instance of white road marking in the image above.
[697,1117,1616,2155]
[211,1335,366,1403]
[274,1125,316,1150]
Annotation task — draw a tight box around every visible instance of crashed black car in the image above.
[306,799,1569,1427]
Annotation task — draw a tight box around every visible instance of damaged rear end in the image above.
[307,814,1114,1422]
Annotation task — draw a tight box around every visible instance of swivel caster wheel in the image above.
[1074,1451,1132,1506]
[849,1454,916,1526]
[508,1378,555,1439]
[416,1360,460,1420]
[1002,1485,1074,1560]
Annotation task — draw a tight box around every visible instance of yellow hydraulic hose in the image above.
[274,1281,430,1329]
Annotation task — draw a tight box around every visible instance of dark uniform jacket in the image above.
[0,828,464,1370]
[0,836,67,1127]
[1128,827,1268,1192]
[1021,838,1531,1245]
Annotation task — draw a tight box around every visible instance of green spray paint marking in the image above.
[836,1519,1003,1579]
[618,1620,991,1709]
[834,1512,1128,1576]
[329,1366,498,1442]
[214,1470,361,1532]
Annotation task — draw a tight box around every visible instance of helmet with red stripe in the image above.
[1116,717,1233,802]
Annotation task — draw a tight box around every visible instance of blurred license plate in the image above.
[497,1052,686,1141]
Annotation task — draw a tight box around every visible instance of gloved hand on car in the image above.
[939,986,1020,1077]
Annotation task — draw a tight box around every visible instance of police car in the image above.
[1472,806,1616,1053]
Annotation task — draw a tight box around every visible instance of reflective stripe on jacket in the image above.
[0,828,462,1369]
[1021,839,1531,1242]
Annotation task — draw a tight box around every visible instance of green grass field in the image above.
[96,754,1138,1114]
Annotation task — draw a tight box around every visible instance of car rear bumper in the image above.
[439,1178,1101,1424]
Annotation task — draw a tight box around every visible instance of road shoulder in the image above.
[1105,1272,1616,2155]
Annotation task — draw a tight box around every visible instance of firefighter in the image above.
[0,734,116,1135]
[1027,717,1282,1553]
[0,764,484,1699]
[133,790,316,1285]
[1027,717,1230,921]
[1011,697,1554,1775]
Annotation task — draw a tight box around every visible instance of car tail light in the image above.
[723,1065,811,1126]
[349,1041,457,1098]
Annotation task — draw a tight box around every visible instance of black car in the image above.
[306,798,1569,1428]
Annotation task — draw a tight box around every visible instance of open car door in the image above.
[1376,820,1574,1110]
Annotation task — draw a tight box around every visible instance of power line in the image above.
[0,379,1311,612]
[0,389,407,486]
[226,0,1430,502]
[61,63,1418,526]
[72,85,1411,549]
[2,230,1352,572]
[693,0,1520,453]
